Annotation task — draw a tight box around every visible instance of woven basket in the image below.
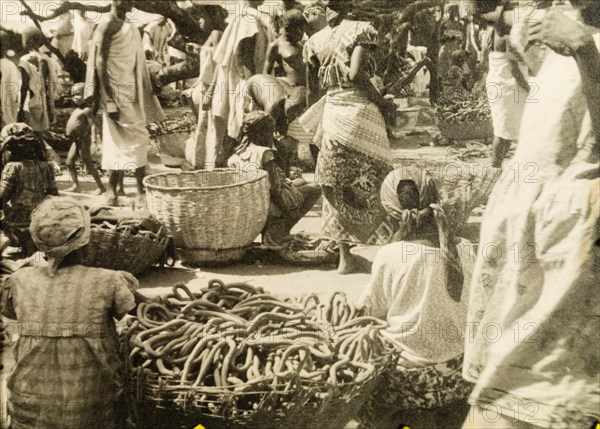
[437,120,494,141]
[127,357,389,429]
[143,169,270,253]
[178,247,248,266]
[149,131,189,158]
[79,225,169,275]
[394,158,501,233]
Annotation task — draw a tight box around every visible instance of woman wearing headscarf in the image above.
[357,168,476,429]
[0,196,139,429]
[0,123,58,255]
[300,0,396,274]
[228,111,321,246]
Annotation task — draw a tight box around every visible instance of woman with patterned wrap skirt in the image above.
[301,0,396,274]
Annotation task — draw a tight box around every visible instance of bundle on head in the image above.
[0,123,47,165]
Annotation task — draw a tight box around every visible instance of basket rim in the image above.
[143,168,268,192]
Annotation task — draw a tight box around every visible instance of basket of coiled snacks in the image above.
[122,280,398,429]
[79,211,171,276]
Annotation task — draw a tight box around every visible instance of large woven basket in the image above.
[143,169,270,254]
[80,225,169,275]
[127,356,390,429]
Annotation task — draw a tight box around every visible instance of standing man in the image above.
[463,2,600,428]
[0,30,21,128]
[87,0,165,207]
[142,16,174,68]
[18,26,60,134]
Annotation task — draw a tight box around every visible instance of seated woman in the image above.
[1,196,140,429]
[357,168,475,429]
[0,123,58,255]
[227,111,321,247]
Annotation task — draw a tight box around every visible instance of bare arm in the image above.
[348,46,383,107]
[207,30,222,47]
[573,39,600,148]
[18,67,30,120]
[528,9,600,145]
[306,62,320,107]
[264,42,278,75]
[236,36,257,80]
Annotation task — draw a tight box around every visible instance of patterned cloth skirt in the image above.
[312,89,395,245]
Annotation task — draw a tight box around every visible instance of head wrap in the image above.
[304,1,326,17]
[29,197,91,277]
[282,9,306,29]
[0,123,47,163]
[380,168,439,239]
[236,111,276,152]
[324,0,352,23]
[380,168,464,302]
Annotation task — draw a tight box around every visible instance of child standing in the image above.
[0,123,58,255]
[65,83,105,194]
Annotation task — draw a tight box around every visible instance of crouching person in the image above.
[357,169,476,429]
[228,111,321,247]
[1,196,140,429]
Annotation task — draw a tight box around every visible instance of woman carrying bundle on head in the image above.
[0,123,58,255]
[357,168,476,429]
[228,111,321,247]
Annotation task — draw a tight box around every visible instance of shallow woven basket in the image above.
[80,225,169,275]
[127,358,389,429]
[149,131,189,158]
[178,247,248,267]
[394,157,501,233]
[437,120,494,141]
[143,169,270,254]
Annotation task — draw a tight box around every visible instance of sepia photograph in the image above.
[0,0,598,428]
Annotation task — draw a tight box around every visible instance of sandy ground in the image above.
[0,119,488,428]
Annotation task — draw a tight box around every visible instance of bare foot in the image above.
[135,194,147,210]
[92,187,106,196]
[336,258,357,275]
[64,185,81,193]
[105,194,119,207]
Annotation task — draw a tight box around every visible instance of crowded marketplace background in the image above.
[0,1,598,429]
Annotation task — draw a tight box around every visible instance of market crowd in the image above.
[0,0,598,428]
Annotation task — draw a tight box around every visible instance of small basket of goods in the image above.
[79,209,172,276]
[435,91,493,141]
[148,112,196,159]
